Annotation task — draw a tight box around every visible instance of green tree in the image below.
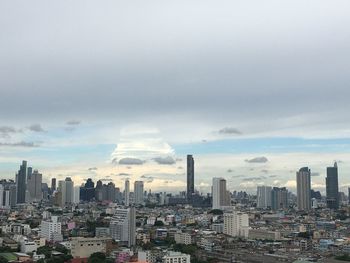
[88,252,106,263]
[0,256,8,263]
[154,220,164,226]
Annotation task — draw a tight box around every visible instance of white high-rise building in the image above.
[296,167,311,211]
[40,216,63,242]
[224,211,249,238]
[110,207,135,247]
[124,180,130,206]
[212,178,230,209]
[134,181,144,205]
[257,186,272,209]
[27,170,43,202]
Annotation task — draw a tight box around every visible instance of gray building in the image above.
[16,160,28,204]
[257,186,272,209]
[296,167,311,211]
[271,187,288,211]
[187,155,194,201]
[27,170,43,202]
[326,162,339,209]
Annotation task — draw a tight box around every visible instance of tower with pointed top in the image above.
[326,162,339,209]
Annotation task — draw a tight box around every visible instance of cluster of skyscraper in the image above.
[257,162,340,211]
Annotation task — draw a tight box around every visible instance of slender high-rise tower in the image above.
[296,167,311,211]
[212,177,230,209]
[134,181,144,205]
[51,178,56,192]
[16,160,27,204]
[326,162,339,209]
[124,179,130,206]
[187,155,194,201]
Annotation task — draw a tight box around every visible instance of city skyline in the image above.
[1,1,350,194]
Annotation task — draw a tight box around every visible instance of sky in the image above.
[1,0,350,194]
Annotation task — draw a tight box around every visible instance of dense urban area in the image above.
[0,156,350,263]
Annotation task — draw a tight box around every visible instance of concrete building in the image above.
[248,229,281,241]
[326,162,339,209]
[296,167,311,211]
[124,180,130,206]
[110,207,136,247]
[174,232,193,245]
[212,177,230,209]
[16,161,28,204]
[257,186,272,209]
[187,154,194,201]
[58,177,74,206]
[224,211,249,238]
[134,181,144,205]
[70,237,111,258]
[40,216,63,242]
[271,187,288,211]
[27,170,43,202]
[163,251,190,263]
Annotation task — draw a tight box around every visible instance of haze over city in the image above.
[1,0,350,194]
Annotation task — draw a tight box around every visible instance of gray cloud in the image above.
[311,172,320,177]
[227,169,234,173]
[261,169,269,174]
[245,156,268,163]
[118,157,145,165]
[66,120,81,125]
[218,127,242,135]
[153,156,176,165]
[118,173,130,176]
[28,124,45,132]
[0,126,20,138]
[241,176,266,181]
[0,141,38,147]
[269,175,278,178]
[88,167,98,171]
[177,166,183,170]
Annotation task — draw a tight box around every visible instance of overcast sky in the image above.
[1,0,350,193]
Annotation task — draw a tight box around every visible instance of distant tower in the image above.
[27,170,43,202]
[326,162,339,209]
[51,178,57,191]
[16,160,27,204]
[257,186,272,209]
[124,179,130,206]
[271,187,288,211]
[187,155,194,201]
[296,167,311,211]
[212,177,230,209]
[134,181,144,205]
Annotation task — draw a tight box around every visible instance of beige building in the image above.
[174,232,193,245]
[224,211,249,238]
[70,237,111,258]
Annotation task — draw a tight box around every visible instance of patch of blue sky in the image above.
[173,137,350,155]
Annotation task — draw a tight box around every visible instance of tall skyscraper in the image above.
[124,179,130,206]
[257,186,272,209]
[27,170,43,202]
[51,178,56,192]
[58,177,74,206]
[296,167,311,211]
[271,187,288,211]
[16,160,27,204]
[110,207,136,247]
[134,181,144,205]
[80,178,95,202]
[326,162,339,209]
[187,155,194,201]
[212,177,230,209]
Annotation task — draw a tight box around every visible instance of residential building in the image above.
[257,186,272,209]
[212,177,230,209]
[296,167,311,211]
[224,211,249,238]
[110,207,136,247]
